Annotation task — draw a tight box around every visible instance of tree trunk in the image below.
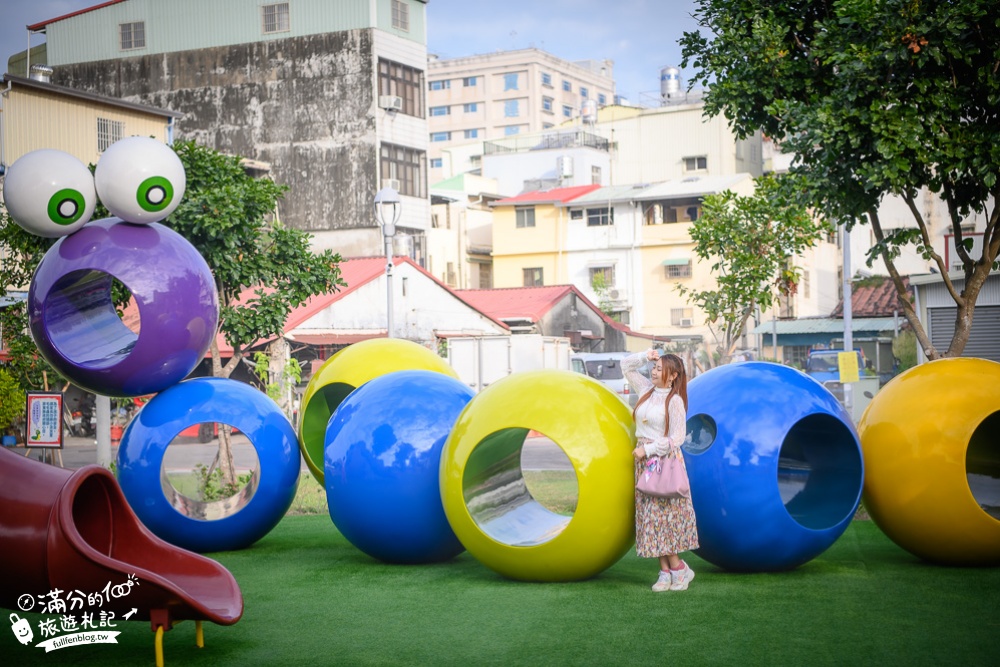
[209,336,238,487]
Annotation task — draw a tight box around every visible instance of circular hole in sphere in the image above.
[779,413,863,530]
[520,430,579,517]
[161,424,261,520]
[967,411,1000,520]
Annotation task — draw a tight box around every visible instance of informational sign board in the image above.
[837,352,860,384]
[25,392,64,448]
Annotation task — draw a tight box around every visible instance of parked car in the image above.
[571,352,648,406]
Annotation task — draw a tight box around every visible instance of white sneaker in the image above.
[669,562,695,591]
[651,570,672,592]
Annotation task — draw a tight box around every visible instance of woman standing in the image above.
[622,348,698,592]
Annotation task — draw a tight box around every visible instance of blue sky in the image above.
[2,0,702,103]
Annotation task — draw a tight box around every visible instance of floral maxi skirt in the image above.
[634,450,700,558]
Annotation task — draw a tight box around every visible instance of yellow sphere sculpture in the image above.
[858,357,1000,565]
[440,370,636,581]
[298,338,459,484]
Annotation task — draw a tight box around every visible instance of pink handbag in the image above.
[636,455,691,499]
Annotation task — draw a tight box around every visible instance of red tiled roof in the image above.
[493,184,601,206]
[28,1,127,31]
[454,285,575,322]
[831,277,912,318]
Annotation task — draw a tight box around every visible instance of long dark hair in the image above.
[632,353,688,435]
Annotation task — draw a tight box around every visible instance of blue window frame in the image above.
[504,125,520,136]
[463,76,477,86]
[430,158,443,168]
[464,129,479,139]
[430,80,450,90]
[504,99,520,117]
[580,87,589,98]
[541,72,552,86]
[504,73,519,90]
[598,93,607,105]
[430,106,450,116]
[562,80,571,92]
[542,96,553,112]
[463,102,478,112]
[562,105,572,118]
[430,131,451,142]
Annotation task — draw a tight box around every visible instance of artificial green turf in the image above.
[8,517,998,666]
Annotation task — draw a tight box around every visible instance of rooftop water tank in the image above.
[660,66,681,102]
[581,99,598,124]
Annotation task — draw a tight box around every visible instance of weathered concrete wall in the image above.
[53,30,377,235]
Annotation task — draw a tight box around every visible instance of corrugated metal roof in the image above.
[749,317,897,335]
[633,173,752,200]
[3,74,183,118]
[454,285,574,322]
[563,184,651,205]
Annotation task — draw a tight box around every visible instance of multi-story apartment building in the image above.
[426,48,614,183]
[12,0,430,259]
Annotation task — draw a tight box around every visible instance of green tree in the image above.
[676,175,828,364]
[168,140,345,484]
[680,0,999,359]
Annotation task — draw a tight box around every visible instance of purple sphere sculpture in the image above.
[28,218,219,397]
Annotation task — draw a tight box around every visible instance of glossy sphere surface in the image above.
[2,149,96,237]
[440,370,636,581]
[94,136,186,224]
[325,371,473,563]
[28,218,219,397]
[117,378,300,553]
[299,338,459,484]
[685,362,863,572]
[858,358,1000,565]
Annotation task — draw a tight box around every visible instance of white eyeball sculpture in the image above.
[94,136,186,223]
[2,149,97,237]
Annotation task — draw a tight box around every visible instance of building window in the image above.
[516,207,536,228]
[504,125,521,136]
[671,308,694,327]
[586,207,613,226]
[542,72,552,86]
[504,73,519,90]
[261,3,289,34]
[562,105,573,118]
[430,106,450,116]
[542,96,553,112]
[430,80,450,90]
[380,143,426,198]
[598,93,607,105]
[523,268,543,286]
[430,132,451,142]
[379,58,425,117]
[430,158,443,168]
[463,76,477,87]
[664,261,693,279]
[569,209,583,220]
[591,165,601,185]
[784,345,810,369]
[463,102,478,112]
[391,0,409,31]
[803,270,811,298]
[580,86,589,98]
[663,201,702,223]
[119,21,145,50]
[562,80,572,92]
[479,263,493,289]
[684,155,708,172]
[504,100,520,117]
[97,117,124,152]
[589,266,615,286]
[464,129,479,139]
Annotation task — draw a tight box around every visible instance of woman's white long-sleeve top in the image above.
[622,352,686,458]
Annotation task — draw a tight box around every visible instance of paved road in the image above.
[19,433,573,472]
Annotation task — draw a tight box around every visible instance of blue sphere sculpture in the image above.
[325,370,474,564]
[117,377,300,553]
[684,362,863,572]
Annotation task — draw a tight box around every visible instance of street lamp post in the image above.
[373,187,401,338]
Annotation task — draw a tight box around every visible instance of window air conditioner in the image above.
[679,318,693,327]
[379,95,403,111]
[382,178,401,190]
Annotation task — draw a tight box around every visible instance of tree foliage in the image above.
[677,175,828,362]
[681,0,1000,359]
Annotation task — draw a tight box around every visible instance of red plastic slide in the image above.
[0,447,243,629]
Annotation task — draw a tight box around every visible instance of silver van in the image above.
[571,352,645,406]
